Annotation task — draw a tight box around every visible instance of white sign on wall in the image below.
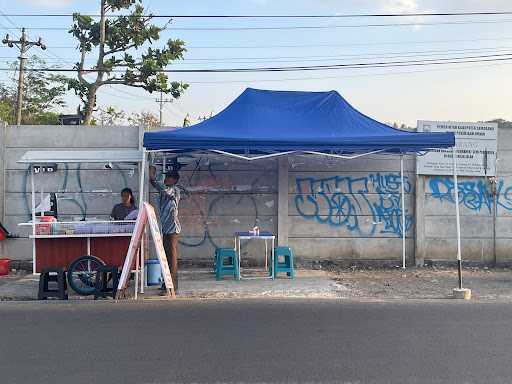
[416,120,497,176]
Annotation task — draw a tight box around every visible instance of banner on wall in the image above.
[416,120,497,176]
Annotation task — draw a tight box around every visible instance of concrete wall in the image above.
[2,125,142,261]
[416,128,512,265]
[287,154,415,265]
[160,153,414,266]
[3,124,511,267]
[157,154,278,265]
[0,124,415,267]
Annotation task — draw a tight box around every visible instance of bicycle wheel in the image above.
[67,255,105,296]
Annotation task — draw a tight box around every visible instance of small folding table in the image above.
[234,231,275,280]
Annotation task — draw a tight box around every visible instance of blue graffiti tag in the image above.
[294,173,413,237]
[429,177,512,213]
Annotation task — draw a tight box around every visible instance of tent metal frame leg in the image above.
[136,149,147,297]
[31,165,36,275]
[400,154,406,269]
[452,146,463,289]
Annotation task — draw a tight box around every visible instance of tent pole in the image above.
[400,154,406,269]
[452,146,463,289]
[30,165,36,275]
[138,149,147,295]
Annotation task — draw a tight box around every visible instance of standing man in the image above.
[149,165,181,292]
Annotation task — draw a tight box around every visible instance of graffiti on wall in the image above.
[429,177,512,213]
[178,192,260,249]
[176,156,267,249]
[294,173,413,237]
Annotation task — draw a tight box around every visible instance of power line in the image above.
[0,10,20,31]
[9,58,506,87]
[3,11,512,18]
[180,47,512,64]
[1,53,512,73]
[0,3,172,118]
[0,11,77,68]
[5,46,512,65]
[190,36,512,49]
[183,60,512,84]
[11,18,512,31]
[5,36,512,51]
[100,85,184,118]
[158,46,512,60]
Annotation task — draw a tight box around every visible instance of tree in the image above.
[95,105,126,126]
[68,0,188,125]
[0,84,12,122]
[487,119,512,129]
[0,56,67,124]
[198,111,213,121]
[24,57,68,116]
[0,99,12,123]
[128,111,159,129]
[183,113,190,127]
[391,122,413,131]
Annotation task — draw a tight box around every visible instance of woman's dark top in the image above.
[110,203,136,220]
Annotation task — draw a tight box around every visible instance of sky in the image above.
[0,0,511,127]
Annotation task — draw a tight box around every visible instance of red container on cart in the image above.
[36,216,56,235]
[0,258,10,276]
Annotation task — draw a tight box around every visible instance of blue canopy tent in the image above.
[142,88,461,274]
[144,88,454,155]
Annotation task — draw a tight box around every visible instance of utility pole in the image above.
[2,28,46,125]
[155,90,173,126]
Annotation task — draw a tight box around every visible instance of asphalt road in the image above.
[1,299,512,384]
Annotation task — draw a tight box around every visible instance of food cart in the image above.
[18,150,146,295]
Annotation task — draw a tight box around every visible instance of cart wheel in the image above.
[67,255,106,296]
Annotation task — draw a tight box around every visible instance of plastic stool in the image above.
[273,247,295,279]
[215,248,239,281]
[38,267,68,300]
[94,265,119,300]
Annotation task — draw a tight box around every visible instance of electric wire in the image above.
[0,52,511,73]
[3,11,512,18]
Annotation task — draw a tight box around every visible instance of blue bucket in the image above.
[145,259,162,286]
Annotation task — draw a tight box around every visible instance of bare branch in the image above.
[100,76,124,84]
[95,0,107,85]
[77,48,89,85]
[105,42,138,56]
[102,80,146,89]
[161,18,173,31]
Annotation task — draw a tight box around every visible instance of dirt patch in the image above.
[332,266,512,300]
[3,266,512,301]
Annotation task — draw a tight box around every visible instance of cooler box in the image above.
[145,259,162,286]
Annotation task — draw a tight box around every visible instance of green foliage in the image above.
[128,110,159,129]
[183,113,190,127]
[24,111,61,125]
[0,56,67,124]
[68,0,188,123]
[95,105,126,126]
[23,56,68,115]
[0,99,12,123]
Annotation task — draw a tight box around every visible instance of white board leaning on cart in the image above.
[116,202,175,299]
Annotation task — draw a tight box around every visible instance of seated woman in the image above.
[110,188,137,220]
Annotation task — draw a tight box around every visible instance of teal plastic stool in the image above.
[215,248,239,281]
[273,246,295,279]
